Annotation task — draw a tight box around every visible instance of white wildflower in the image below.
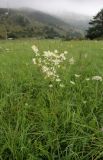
[49,84,53,88]
[55,75,59,78]
[60,53,66,60]
[75,74,80,78]
[56,78,61,82]
[64,51,68,54]
[70,81,75,85]
[42,66,49,73]
[53,59,61,66]
[58,65,60,68]
[69,57,75,65]
[51,67,56,74]
[32,45,39,54]
[86,78,90,81]
[32,45,67,83]
[43,51,55,58]
[60,84,65,88]
[92,76,102,81]
[46,71,55,77]
[83,101,87,104]
[54,50,58,53]
[32,58,36,64]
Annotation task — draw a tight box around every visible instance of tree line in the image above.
[86,9,103,39]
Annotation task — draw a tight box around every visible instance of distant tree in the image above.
[14,15,29,27]
[86,9,103,39]
[0,12,9,39]
[43,26,60,39]
[64,31,83,41]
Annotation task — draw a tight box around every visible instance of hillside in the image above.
[0,8,89,39]
[53,11,90,33]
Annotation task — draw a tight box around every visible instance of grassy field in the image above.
[1,39,103,160]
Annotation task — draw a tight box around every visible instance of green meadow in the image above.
[1,39,103,160]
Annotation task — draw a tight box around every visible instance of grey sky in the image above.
[0,0,103,16]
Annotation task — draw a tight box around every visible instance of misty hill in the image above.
[53,11,90,31]
[0,8,90,39]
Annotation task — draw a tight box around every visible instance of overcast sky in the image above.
[0,0,103,16]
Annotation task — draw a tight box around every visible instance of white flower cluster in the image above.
[32,45,103,88]
[86,76,102,82]
[70,75,103,86]
[92,76,102,81]
[32,45,39,56]
[32,45,70,84]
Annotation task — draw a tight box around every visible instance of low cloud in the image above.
[0,0,103,15]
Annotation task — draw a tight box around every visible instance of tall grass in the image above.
[0,39,103,159]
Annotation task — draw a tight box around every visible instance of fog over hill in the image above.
[2,0,101,39]
[0,7,91,39]
[47,11,91,31]
[0,0,103,16]
[20,7,91,31]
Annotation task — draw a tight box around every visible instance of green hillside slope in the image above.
[0,8,87,39]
